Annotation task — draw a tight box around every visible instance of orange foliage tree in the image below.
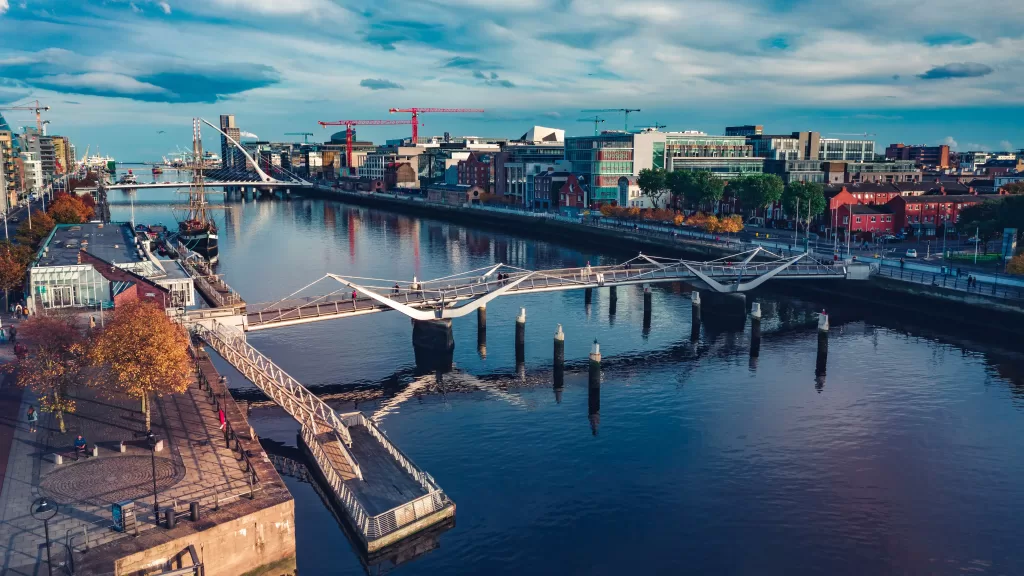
[1007,254,1024,275]
[90,301,192,431]
[13,314,89,433]
[47,193,95,224]
[15,210,56,246]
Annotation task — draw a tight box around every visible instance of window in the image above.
[870,216,876,222]
[855,216,862,223]
[843,216,849,224]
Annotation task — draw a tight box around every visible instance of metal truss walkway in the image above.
[245,248,858,331]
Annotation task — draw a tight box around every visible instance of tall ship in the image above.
[178,119,219,262]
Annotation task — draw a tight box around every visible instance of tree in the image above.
[90,301,192,431]
[637,168,667,209]
[959,197,1024,243]
[48,193,94,224]
[1007,254,1024,275]
[736,174,784,216]
[1000,181,1024,195]
[782,181,826,228]
[666,170,693,210]
[12,315,89,433]
[15,210,56,247]
[686,171,725,212]
[0,245,29,305]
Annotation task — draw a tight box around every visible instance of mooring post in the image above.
[589,340,601,388]
[477,305,487,358]
[609,285,617,302]
[553,324,565,403]
[589,339,601,436]
[749,301,762,359]
[585,287,593,305]
[690,291,702,342]
[643,283,652,318]
[515,307,526,363]
[815,309,829,391]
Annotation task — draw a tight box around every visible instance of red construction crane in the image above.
[388,107,484,144]
[318,119,417,176]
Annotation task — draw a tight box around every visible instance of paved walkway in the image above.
[0,366,254,574]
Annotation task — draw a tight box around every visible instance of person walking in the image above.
[8,324,16,345]
[27,405,38,433]
[0,327,7,344]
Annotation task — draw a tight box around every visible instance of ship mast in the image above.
[187,117,208,225]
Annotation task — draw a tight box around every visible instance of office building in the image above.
[20,152,42,193]
[842,160,921,183]
[725,125,763,137]
[764,159,826,183]
[51,136,71,174]
[0,129,17,210]
[219,114,243,169]
[884,144,951,169]
[819,138,875,162]
[748,131,821,161]
[664,132,763,178]
[494,127,566,207]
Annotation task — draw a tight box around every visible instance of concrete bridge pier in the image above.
[815,311,829,391]
[515,308,526,364]
[477,306,487,358]
[588,340,601,436]
[701,292,748,334]
[553,325,565,403]
[412,319,454,372]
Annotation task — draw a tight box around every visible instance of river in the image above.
[109,185,1024,575]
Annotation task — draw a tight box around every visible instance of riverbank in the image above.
[294,187,1024,337]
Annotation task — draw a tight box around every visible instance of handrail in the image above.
[301,424,371,532]
[191,321,362,478]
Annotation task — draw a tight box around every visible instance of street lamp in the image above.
[30,496,58,576]
[147,431,159,517]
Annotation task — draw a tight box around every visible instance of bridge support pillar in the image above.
[412,319,454,372]
[515,308,526,364]
[553,324,565,403]
[477,306,487,358]
[588,340,601,436]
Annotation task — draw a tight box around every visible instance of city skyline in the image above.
[1,0,1022,160]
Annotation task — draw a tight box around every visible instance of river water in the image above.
[109,186,1024,575]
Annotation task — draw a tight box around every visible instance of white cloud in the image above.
[1000,140,1014,151]
[965,142,988,151]
[29,72,170,95]
[158,1,170,14]
[0,0,9,15]
[940,136,959,148]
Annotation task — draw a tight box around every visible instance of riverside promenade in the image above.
[0,347,295,575]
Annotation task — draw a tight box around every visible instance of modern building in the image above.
[566,130,762,206]
[20,152,42,193]
[843,160,921,183]
[979,158,1024,176]
[747,131,821,161]
[494,126,566,207]
[819,138,875,162]
[0,128,18,210]
[764,159,826,183]
[220,114,243,169]
[725,125,763,137]
[884,143,951,169]
[28,222,194,313]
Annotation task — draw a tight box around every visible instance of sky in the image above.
[0,0,1022,161]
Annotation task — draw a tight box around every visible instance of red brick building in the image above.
[887,194,984,237]
[884,143,951,169]
[558,174,587,209]
[836,204,897,236]
[78,250,170,308]
[457,152,494,192]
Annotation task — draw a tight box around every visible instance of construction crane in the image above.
[578,116,606,136]
[581,108,640,131]
[388,107,485,144]
[828,132,877,137]
[318,119,417,176]
[285,132,314,143]
[636,122,667,131]
[0,100,50,134]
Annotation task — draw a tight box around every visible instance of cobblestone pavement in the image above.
[0,369,254,574]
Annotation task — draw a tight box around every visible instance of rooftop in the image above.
[901,195,984,204]
[35,222,137,268]
[849,204,893,214]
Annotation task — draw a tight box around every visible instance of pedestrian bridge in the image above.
[234,249,864,331]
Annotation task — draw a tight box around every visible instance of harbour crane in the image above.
[581,108,640,131]
[0,100,50,134]
[388,107,485,144]
[318,119,418,176]
[285,132,314,143]
[578,116,605,136]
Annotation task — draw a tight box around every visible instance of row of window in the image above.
[853,215,893,223]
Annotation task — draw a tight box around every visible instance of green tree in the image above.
[959,196,1024,243]
[736,174,784,216]
[685,171,725,213]
[666,170,692,210]
[637,168,667,209]
[782,181,826,228]
[1000,181,1024,195]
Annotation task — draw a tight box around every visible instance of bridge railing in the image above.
[191,321,359,466]
[300,424,372,532]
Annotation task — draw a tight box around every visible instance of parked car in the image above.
[746,217,765,227]
[967,236,982,243]
[905,248,918,258]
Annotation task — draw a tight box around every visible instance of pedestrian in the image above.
[74,435,88,458]
[899,257,905,268]
[8,324,16,345]
[957,267,962,277]
[393,283,400,296]
[13,303,21,317]
[218,408,226,431]
[0,327,6,344]
[26,405,37,433]
[351,290,357,300]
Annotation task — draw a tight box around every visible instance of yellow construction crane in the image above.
[0,100,50,134]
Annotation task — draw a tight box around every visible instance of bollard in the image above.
[589,340,601,389]
[750,302,762,321]
[119,441,127,453]
[477,305,487,358]
[588,340,601,436]
[91,445,99,458]
[190,501,200,522]
[818,310,829,332]
[690,291,702,342]
[609,285,617,302]
[515,308,526,363]
[55,454,63,466]
[584,287,593,306]
[164,507,176,529]
[553,324,565,371]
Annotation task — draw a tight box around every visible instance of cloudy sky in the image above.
[0,0,1021,161]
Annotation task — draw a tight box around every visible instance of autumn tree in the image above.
[15,210,56,247]
[1000,181,1024,195]
[13,314,89,433]
[90,301,192,431]
[1007,254,1024,275]
[637,168,668,209]
[47,193,94,224]
[0,243,29,305]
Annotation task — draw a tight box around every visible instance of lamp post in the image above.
[147,431,159,517]
[30,497,58,576]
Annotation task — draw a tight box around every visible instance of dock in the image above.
[166,238,246,310]
[192,321,455,553]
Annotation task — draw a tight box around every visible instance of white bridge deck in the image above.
[244,250,860,331]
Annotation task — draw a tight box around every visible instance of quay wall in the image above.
[293,187,1024,337]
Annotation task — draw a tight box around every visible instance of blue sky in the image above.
[0,0,1022,161]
